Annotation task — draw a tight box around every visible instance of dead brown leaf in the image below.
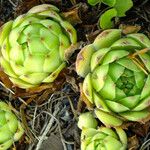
[0,70,13,88]
[66,75,79,92]
[131,121,150,137]
[119,24,141,34]
[20,96,37,141]
[128,135,139,150]
[78,83,93,110]
[0,21,4,27]
[36,89,51,104]
[61,6,82,25]
[65,42,81,61]
[86,29,102,43]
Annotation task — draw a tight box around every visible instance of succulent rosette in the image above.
[76,29,150,126]
[0,101,24,150]
[0,4,77,89]
[81,127,127,150]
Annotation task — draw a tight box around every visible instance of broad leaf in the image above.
[99,8,117,29]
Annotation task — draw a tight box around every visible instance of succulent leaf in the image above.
[78,112,98,129]
[87,0,101,6]
[99,8,117,29]
[114,0,133,17]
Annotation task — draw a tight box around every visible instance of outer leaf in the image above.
[102,0,116,7]
[87,0,101,6]
[95,109,123,127]
[115,128,127,148]
[78,112,98,129]
[120,110,150,122]
[28,4,59,13]
[76,44,95,77]
[93,29,121,50]
[83,73,94,104]
[114,0,133,17]
[99,8,117,29]
[0,21,13,46]
[127,33,150,48]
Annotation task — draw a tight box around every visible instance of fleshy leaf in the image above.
[78,112,98,129]
[87,0,101,6]
[99,75,116,100]
[95,109,123,127]
[76,44,95,77]
[83,73,94,104]
[92,65,109,92]
[105,100,130,113]
[99,8,117,29]
[120,110,150,122]
[102,0,116,7]
[93,29,121,50]
[114,0,133,17]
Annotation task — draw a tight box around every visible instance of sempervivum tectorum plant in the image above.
[78,112,127,150]
[81,127,127,150]
[0,4,77,89]
[0,101,24,150]
[76,29,150,126]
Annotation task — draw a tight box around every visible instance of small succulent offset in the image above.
[78,112,127,150]
[78,112,98,129]
[87,0,133,29]
[0,101,24,150]
[0,4,77,89]
[81,127,127,150]
[76,29,150,127]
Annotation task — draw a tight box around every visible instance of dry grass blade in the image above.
[25,84,80,150]
[140,132,150,150]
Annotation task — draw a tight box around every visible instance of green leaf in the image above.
[99,75,116,100]
[99,8,117,29]
[92,65,109,92]
[87,0,101,6]
[76,44,95,77]
[93,29,121,50]
[102,0,116,7]
[95,109,123,127]
[140,75,150,99]
[83,73,94,104]
[78,112,98,129]
[114,0,133,17]
[105,100,130,113]
[120,110,150,122]
[103,136,123,150]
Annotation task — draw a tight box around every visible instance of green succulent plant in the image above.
[81,127,127,150]
[0,101,24,150]
[76,29,150,126]
[87,0,133,29]
[78,112,98,129]
[0,4,77,89]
